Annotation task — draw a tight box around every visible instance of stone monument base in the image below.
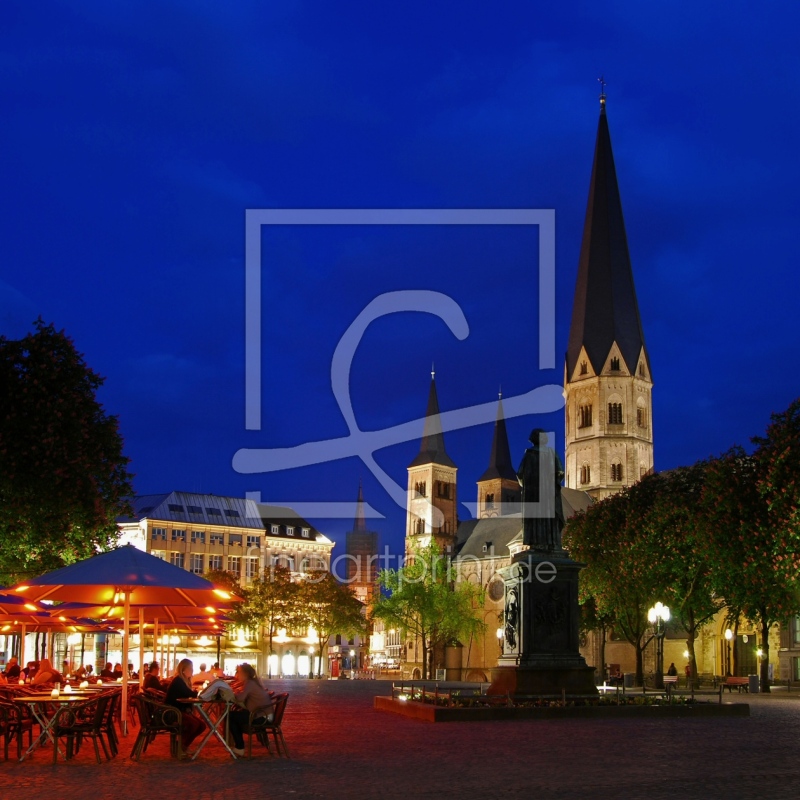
[489,664,598,696]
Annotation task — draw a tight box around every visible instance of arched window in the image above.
[580,464,591,485]
[610,357,620,371]
[610,462,623,482]
[579,404,593,428]
[580,361,588,375]
[608,402,623,425]
[636,398,647,428]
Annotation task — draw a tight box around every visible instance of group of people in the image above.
[0,656,68,685]
[142,659,273,758]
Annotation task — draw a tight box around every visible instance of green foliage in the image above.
[0,320,133,583]
[371,541,485,679]
[298,571,366,677]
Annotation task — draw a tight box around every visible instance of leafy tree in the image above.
[644,463,723,683]
[0,320,133,583]
[297,571,365,677]
[371,541,485,680]
[579,597,616,681]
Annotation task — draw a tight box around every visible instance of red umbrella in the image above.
[10,545,240,732]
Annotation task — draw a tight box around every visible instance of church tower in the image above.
[406,371,458,554]
[564,91,654,501]
[476,393,520,518]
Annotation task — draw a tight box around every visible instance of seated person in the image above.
[74,664,87,680]
[112,663,124,680]
[85,664,94,677]
[165,658,207,754]
[667,662,678,677]
[3,656,21,681]
[192,662,216,685]
[142,662,166,693]
[62,660,71,678]
[100,662,114,679]
[32,658,57,685]
[211,662,224,678]
[228,663,275,757]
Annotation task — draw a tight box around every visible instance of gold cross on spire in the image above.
[598,76,607,108]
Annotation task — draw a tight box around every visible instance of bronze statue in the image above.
[517,428,565,551]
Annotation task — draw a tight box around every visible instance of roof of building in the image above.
[478,396,516,482]
[566,102,650,379]
[256,503,331,544]
[408,375,457,469]
[454,486,593,560]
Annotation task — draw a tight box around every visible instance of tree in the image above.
[241,566,301,677]
[297,571,365,677]
[643,463,723,684]
[0,320,133,583]
[371,542,485,680]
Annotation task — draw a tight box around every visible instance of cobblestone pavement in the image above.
[2,681,799,800]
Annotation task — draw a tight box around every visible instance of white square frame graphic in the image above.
[244,208,555,431]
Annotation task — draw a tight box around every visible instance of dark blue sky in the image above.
[2,2,798,555]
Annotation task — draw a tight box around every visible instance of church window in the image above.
[580,464,591,485]
[578,404,593,428]
[485,493,495,509]
[414,518,424,535]
[637,407,647,428]
[608,403,623,425]
[640,465,648,478]
[436,481,451,499]
[414,481,427,497]
[639,362,646,378]
[580,361,588,376]
[610,357,620,371]
[610,462,623,482]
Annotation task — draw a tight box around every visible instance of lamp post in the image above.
[309,646,315,679]
[647,602,670,690]
[496,626,504,655]
[724,628,733,676]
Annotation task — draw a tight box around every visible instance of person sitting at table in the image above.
[62,659,71,678]
[3,656,21,680]
[192,662,216,686]
[165,658,206,755]
[228,663,274,757]
[74,664,87,680]
[100,662,114,679]
[143,662,166,693]
[211,662,224,678]
[112,663,124,680]
[32,657,58,685]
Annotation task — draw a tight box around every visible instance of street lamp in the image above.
[496,626,504,654]
[350,648,356,677]
[309,646,315,679]
[724,628,733,676]
[647,602,670,689]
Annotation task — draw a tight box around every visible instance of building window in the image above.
[791,617,800,648]
[610,463,623,482]
[229,534,242,546]
[245,557,259,580]
[190,554,204,575]
[227,556,241,577]
[168,504,185,514]
[152,527,167,541]
[286,526,294,536]
[191,530,206,544]
[246,535,261,548]
[206,507,222,518]
[301,527,310,538]
[610,357,620,371]
[414,481,427,497]
[224,509,240,519]
[270,524,279,535]
[436,481,451,499]
[608,403,623,425]
[170,552,185,569]
[485,493,495,509]
[172,529,186,542]
[151,550,166,560]
[580,361,588,375]
[637,407,647,428]
[210,533,223,545]
[640,465,648,478]
[208,555,222,571]
[639,362,646,377]
[580,464,591,485]
[579,405,593,428]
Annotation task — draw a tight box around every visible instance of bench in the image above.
[723,677,749,693]
[663,676,678,686]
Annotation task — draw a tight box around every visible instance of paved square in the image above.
[1,681,798,799]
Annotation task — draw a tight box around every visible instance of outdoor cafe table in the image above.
[177,698,238,760]
[13,692,102,761]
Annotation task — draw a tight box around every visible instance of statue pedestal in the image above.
[489,550,597,697]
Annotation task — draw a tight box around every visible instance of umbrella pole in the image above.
[20,623,26,674]
[121,590,130,736]
[154,618,159,673]
[138,608,145,685]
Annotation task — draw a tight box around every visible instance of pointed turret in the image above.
[476,394,521,518]
[408,374,456,469]
[353,480,367,533]
[564,92,654,500]
[479,395,515,482]
[566,99,650,379]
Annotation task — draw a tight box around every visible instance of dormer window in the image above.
[610,357,620,371]
[639,362,646,378]
[580,361,588,376]
[482,541,494,554]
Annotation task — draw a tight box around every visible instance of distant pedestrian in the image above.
[667,663,677,677]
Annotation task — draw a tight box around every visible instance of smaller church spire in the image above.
[478,395,516,482]
[408,373,456,469]
[353,480,367,533]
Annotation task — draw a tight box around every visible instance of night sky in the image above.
[2,2,798,556]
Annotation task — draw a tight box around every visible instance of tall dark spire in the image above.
[408,375,456,469]
[566,98,650,379]
[353,480,367,533]
[479,395,515,482]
